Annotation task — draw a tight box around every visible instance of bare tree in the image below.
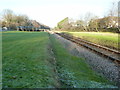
[108,2,118,17]
[82,12,95,31]
[106,2,118,30]
[88,16,99,32]
[75,20,85,31]
[2,9,14,29]
[1,9,31,30]
[14,15,29,26]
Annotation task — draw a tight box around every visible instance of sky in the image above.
[0,0,119,27]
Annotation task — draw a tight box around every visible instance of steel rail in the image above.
[55,33,120,65]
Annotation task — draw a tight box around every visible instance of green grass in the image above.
[49,34,116,88]
[63,31,119,50]
[2,32,54,88]
[2,31,117,88]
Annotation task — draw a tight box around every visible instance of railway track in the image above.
[55,32,120,65]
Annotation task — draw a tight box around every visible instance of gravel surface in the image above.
[53,33,120,86]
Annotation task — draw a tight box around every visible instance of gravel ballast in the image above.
[52,33,120,86]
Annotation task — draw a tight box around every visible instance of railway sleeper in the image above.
[59,34,120,65]
[62,33,120,54]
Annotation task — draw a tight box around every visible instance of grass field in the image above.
[2,31,117,88]
[2,32,52,88]
[63,32,119,50]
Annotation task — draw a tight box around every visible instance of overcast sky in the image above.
[0,0,119,27]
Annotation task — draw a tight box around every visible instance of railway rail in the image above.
[54,32,120,65]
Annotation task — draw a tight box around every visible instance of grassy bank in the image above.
[2,31,117,88]
[63,31,119,50]
[49,34,116,88]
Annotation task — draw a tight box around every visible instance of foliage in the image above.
[1,9,30,30]
[57,17,71,30]
[56,2,119,33]
[56,15,119,33]
[1,9,50,30]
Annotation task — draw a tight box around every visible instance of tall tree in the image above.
[88,16,99,32]
[2,9,14,29]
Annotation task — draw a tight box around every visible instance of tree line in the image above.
[0,9,50,30]
[56,2,119,33]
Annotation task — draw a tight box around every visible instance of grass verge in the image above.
[49,34,117,88]
[62,31,119,50]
